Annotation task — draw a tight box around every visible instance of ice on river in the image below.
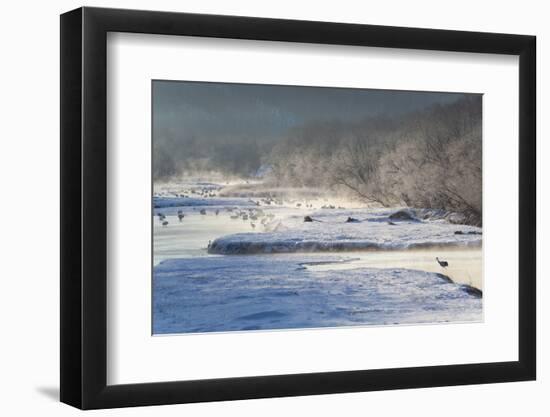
[208,208,482,255]
[153,255,482,334]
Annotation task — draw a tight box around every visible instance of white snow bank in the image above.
[208,208,482,255]
[153,255,482,334]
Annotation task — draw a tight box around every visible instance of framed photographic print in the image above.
[60,6,536,409]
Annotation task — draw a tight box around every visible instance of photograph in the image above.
[152,81,483,335]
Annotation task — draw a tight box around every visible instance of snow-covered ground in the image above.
[208,208,482,254]
[152,181,483,334]
[153,255,482,334]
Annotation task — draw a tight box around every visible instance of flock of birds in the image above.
[227,207,276,229]
[156,210,188,226]
[155,186,451,269]
[156,204,278,232]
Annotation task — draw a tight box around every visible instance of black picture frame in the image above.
[60,6,536,410]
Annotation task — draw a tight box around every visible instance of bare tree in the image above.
[332,134,392,206]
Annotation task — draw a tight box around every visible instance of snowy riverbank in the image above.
[152,182,483,334]
[208,208,482,255]
[153,255,482,334]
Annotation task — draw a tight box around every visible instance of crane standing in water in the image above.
[436,257,449,268]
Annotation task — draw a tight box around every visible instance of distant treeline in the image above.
[154,96,482,225]
[153,135,268,179]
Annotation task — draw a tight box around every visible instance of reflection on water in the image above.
[304,248,482,290]
[153,212,256,264]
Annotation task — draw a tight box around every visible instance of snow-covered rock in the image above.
[208,209,482,255]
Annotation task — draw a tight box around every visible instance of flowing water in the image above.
[153,210,482,290]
